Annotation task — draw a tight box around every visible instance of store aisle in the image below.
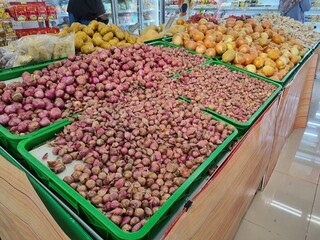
[234,67,320,240]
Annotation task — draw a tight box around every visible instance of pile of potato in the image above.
[59,20,138,54]
[138,20,186,43]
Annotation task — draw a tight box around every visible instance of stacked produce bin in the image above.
[1,7,320,240]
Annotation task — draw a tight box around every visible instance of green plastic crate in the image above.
[0,59,74,158]
[0,118,70,159]
[18,117,238,240]
[0,58,65,81]
[144,36,173,44]
[178,60,282,136]
[0,147,94,240]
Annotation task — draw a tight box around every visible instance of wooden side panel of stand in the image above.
[294,54,318,128]
[264,54,316,187]
[165,98,279,240]
[0,156,69,240]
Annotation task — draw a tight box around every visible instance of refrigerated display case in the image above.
[47,0,163,32]
[140,0,160,29]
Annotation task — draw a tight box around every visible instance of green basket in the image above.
[0,58,74,158]
[0,58,65,81]
[0,118,70,159]
[178,60,282,136]
[144,36,173,44]
[0,147,94,240]
[18,117,238,240]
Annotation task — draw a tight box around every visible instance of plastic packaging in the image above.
[0,46,15,68]
[0,32,74,68]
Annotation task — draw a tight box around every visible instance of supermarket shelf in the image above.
[118,9,138,14]
[118,22,136,26]
[143,19,156,23]
[165,4,278,11]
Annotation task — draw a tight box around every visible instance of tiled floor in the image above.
[234,67,320,240]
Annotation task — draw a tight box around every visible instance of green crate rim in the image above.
[144,36,173,44]
[0,117,70,144]
[17,117,238,240]
[179,60,282,130]
[0,58,66,81]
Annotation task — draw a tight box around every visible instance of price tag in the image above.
[128,23,140,34]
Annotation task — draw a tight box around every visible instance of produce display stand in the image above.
[265,52,319,185]
[0,33,319,240]
[17,116,238,240]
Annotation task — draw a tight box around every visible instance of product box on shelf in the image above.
[17,115,237,240]
[47,6,57,21]
[26,5,38,21]
[37,5,47,22]
[14,5,27,22]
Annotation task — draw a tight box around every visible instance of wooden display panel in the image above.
[0,156,69,240]
[265,54,318,186]
[294,54,318,128]
[165,97,279,240]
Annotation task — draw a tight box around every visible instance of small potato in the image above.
[88,20,99,31]
[109,38,119,46]
[75,38,84,49]
[81,42,95,54]
[102,32,114,42]
[58,29,69,37]
[97,22,106,32]
[110,24,118,33]
[100,42,112,50]
[86,36,92,43]
[75,31,88,41]
[100,26,111,35]
[70,22,83,32]
[93,32,102,38]
[126,35,136,44]
[93,36,103,46]
[115,29,125,40]
[82,26,94,37]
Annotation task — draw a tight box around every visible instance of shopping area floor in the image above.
[233,65,320,240]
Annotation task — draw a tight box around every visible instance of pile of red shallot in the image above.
[0,44,207,135]
[47,95,234,232]
[159,65,277,123]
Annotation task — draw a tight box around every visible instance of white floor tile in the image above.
[243,171,317,240]
[307,184,320,240]
[234,219,291,240]
[275,129,320,184]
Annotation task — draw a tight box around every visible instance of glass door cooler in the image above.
[140,0,160,29]
[115,0,139,31]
